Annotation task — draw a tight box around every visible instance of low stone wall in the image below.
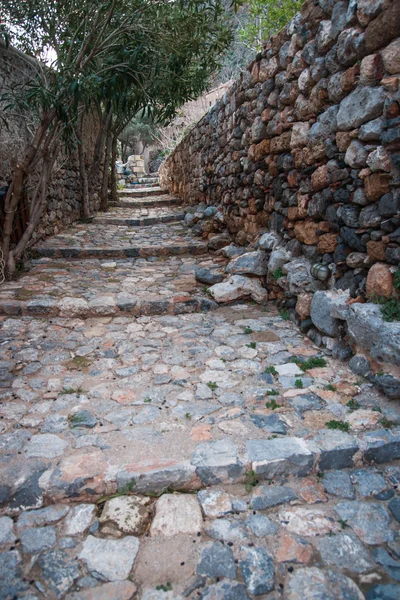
[0,43,101,243]
[161,0,400,396]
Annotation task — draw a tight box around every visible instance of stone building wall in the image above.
[161,0,400,298]
[0,42,101,244]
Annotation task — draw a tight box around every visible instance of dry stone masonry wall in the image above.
[0,43,101,243]
[161,0,400,397]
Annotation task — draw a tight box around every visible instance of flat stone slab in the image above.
[247,437,316,478]
[150,494,203,537]
[79,535,140,581]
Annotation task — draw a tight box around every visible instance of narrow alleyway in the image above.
[0,185,400,600]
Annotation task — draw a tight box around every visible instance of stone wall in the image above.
[0,42,101,243]
[161,0,400,295]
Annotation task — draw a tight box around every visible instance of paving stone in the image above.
[191,439,244,484]
[79,535,140,581]
[250,485,297,509]
[250,413,288,434]
[196,541,236,578]
[246,514,278,536]
[279,507,340,536]
[322,471,355,499]
[69,410,97,428]
[318,532,375,573]
[287,567,364,600]
[371,547,400,581]
[63,504,96,535]
[0,516,15,545]
[313,430,359,470]
[17,505,70,529]
[100,495,151,535]
[200,580,250,600]
[247,437,316,478]
[238,546,275,595]
[150,494,202,536]
[0,550,29,599]
[388,497,400,523]
[363,429,400,464]
[39,549,80,597]
[365,584,400,600]
[197,489,233,518]
[334,501,394,544]
[20,526,57,553]
[352,470,387,497]
[24,433,68,458]
[275,532,313,564]
[66,581,137,600]
[205,518,247,542]
[141,590,182,600]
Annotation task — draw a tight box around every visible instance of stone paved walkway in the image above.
[1,194,400,600]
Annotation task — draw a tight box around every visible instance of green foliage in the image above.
[60,386,86,395]
[207,381,218,390]
[265,366,278,376]
[291,356,327,370]
[346,398,360,412]
[338,518,349,530]
[325,384,337,392]
[244,469,259,492]
[156,583,172,592]
[236,0,303,51]
[272,267,284,280]
[266,399,279,410]
[394,268,400,290]
[247,342,257,349]
[326,420,350,433]
[279,309,289,320]
[243,327,253,334]
[266,389,279,396]
[380,418,396,429]
[295,379,303,389]
[379,297,400,322]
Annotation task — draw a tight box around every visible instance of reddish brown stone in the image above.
[254,139,270,161]
[382,76,399,91]
[366,263,393,298]
[340,65,359,93]
[364,173,391,201]
[365,1,400,54]
[336,132,352,152]
[299,478,328,504]
[311,165,329,192]
[275,532,314,564]
[288,207,300,221]
[318,233,337,254]
[294,221,319,245]
[296,293,312,320]
[367,240,387,261]
[360,54,383,85]
[270,132,292,153]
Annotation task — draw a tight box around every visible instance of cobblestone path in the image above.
[0,192,400,600]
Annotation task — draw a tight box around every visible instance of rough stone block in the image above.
[246,437,317,479]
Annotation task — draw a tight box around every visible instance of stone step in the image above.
[33,241,208,259]
[118,186,167,198]
[92,213,184,226]
[117,196,181,208]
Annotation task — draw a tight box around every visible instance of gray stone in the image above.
[250,413,287,435]
[24,434,68,458]
[200,580,250,600]
[251,117,268,143]
[209,275,268,304]
[100,495,151,535]
[353,471,387,497]
[0,516,15,545]
[226,252,268,276]
[334,501,394,545]
[258,232,281,251]
[287,567,364,600]
[338,205,360,228]
[268,247,291,273]
[379,192,400,217]
[0,550,29,599]
[63,504,96,535]
[348,355,371,377]
[205,518,247,542]
[313,430,359,470]
[247,437,316,479]
[345,140,368,168]
[371,374,400,400]
[17,505,70,529]
[41,414,68,433]
[20,526,57,553]
[150,494,202,536]
[366,584,400,600]
[79,535,140,581]
[359,117,384,141]
[363,428,400,464]
[337,86,385,130]
[289,393,323,413]
[39,550,80,597]
[318,532,375,573]
[388,497,400,523]
[250,485,297,510]
[239,546,275,596]
[191,439,244,484]
[68,410,97,429]
[195,268,223,285]
[246,514,278,537]
[197,489,233,518]
[309,105,339,141]
[196,541,236,578]
[323,471,355,499]
[310,291,341,337]
[359,205,381,228]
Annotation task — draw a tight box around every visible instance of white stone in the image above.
[58,297,89,317]
[209,275,268,305]
[63,504,96,536]
[274,363,303,377]
[150,494,203,537]
[0,516,15,545]
[100,495,151,535]
[24,434,68,459]
[88,296,117,315]
[197,489,233,518]
[79,535,140,581]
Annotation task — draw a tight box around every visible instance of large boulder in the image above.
[258,232,281,251]
[268,248,291,273]
[310,290,350,336]
[209,275,268,304]
[226,252,268,276]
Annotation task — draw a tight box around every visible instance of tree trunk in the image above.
[110,132,118,205]
[76,117,91,219]
[100,127,112,211]
[89,104,112,194]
